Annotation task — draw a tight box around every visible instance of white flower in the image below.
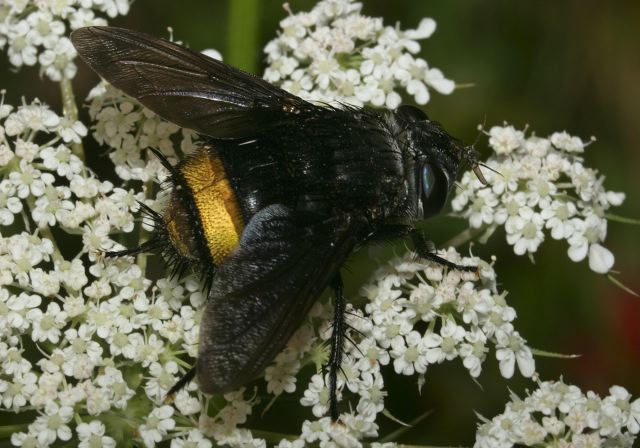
[40,143,83,178]
[31,402,74,445]
[5,103,60,135]
[587,243,615,274]
[390,331,428,375]
[31,185,75,228]
[459,329,488,378]
[9,160,55,198]
[550,131,586,153]
[466,188,500,228]
[0,181,23,226]
[424,319,466,364]
[134,333,165,367]
[505,208,545,255]
[173,389,201,416]
[567,214,614,273]
[38,36,77,81]
[7,21,37,67]
[77,420,117,448]
[144,361,179,401]
[495,325,535,378]
[300,418,331,444]
[301,374,331,418]
[97,0,130,18]
[541,199,576,240]
[138,405,175,448]
[355,371,385,415]
[26,11,66,47]
[265,352,300,395]
[27,302,68,344]
[10,431,41,448]
[170,429,212,448]
[488,125,524,154]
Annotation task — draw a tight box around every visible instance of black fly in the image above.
[71,26,484,421]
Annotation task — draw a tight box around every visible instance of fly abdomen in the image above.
[147,147,245,288]
[177,149,245,264]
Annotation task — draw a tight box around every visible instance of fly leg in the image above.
[165,367,196,400]
[327,273,346,421]
[410,229,477,272]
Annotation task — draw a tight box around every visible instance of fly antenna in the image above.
[462,116,498,186]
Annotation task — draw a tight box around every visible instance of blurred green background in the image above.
[1,0,639,445]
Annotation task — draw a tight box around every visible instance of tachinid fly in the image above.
[70,26,484,420]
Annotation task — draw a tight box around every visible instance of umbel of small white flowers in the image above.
[1,97,537,446]
[0,0,131,82]
[0,0,637,447]
[451,124,626,275]
[474,380,640,447]
[264,0,455,108]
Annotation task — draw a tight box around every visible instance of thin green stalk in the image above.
[608,274,640,297]
[378,408,433,443]
[605,213,640,225]
[226,0,261,74]
[248,429,298,443]
[59,77,85,162]
[0,424,30,438]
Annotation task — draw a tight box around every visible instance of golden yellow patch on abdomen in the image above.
[179,148,245,264]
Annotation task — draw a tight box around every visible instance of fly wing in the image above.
[196,204,355,393]
[70,26,315,139]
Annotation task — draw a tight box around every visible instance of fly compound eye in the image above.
[421,163,450,219]
[421,163,436,200]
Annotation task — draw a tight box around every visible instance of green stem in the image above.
[248,429,298,443]
[379,408,434,443]
[607,274,640,297]
[59,77,86,163]
[0,424,30,437]
[226,0,261,73]
[174,357,193,369]
[530,348,580,359]
[605,213,640,225]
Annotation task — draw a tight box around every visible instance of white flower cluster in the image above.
[1,87,540,448]
[264,0,454,108]
[0,0,129,81]
[1,0,634,445]
[86,83,198,181]
[361,249,535,381]
[257,248,536,447]
[475,380,640,447]
[0,95,213,447]
[451,124,625,274]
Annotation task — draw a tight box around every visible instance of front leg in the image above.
[410,229,477,272]
[370,224,477,272]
